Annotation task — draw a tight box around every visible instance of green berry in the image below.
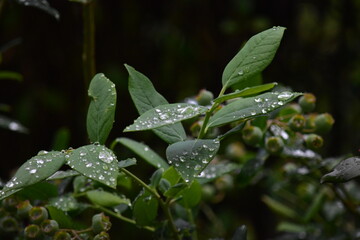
[305,114,316,131]
[196,89,214,106]
[314,113,335,134]
[40,219,59,236]
[92,213,112,234]
[288,114,306,132]
[299,93,316,113]
[2,197,18,212]
[53,231,71,240]
[17,200,33,219]
[305,134,324,150]
[242,126,263,146]
[0,216,18,233]
[265,136,284,154]
[94,231,110,240]
[24,224,42,239]
[29,207,48,224]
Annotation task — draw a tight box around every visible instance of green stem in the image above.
[187,208,198,240]
[82,0,96,89]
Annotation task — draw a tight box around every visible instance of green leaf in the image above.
[197,162,240,184]
[1,151,66,193]
[149,168,164,188]
[65,144,119,189]
[262,195,299,220]
[125,64,186,143]
[118,158,137,168]
[14,0,60,20]
[222,26,285,89]
[321,156,360,183]
[214,82,277,103]
[166,139,220,183]
[116,138,168,169]
[133,190,158,226]
[303,188,327,223]
[177,180,202,208]
[47,170,80,180]
[0,71,23,82]
[162,166,181,186]
[208,91,302,128]
[86,190,131,207]
[15,182,58,201]
[86,73,117,144]
[48,194,82,212]
[46,206,77,229]
[124,103,207,132]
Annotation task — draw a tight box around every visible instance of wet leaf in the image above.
[47,170,80,180]
[321,156,360,184]
[124,103,207,132]
[214,82,277,103]
[86,190,131,207]
[222,26,285,89]
[232,225,248,240]
[133,189,158,226]
[0,115,28,133]
[65,144,119,189]
[118,158,137,168]
[1,151,66,198]
[87,73,117,145]
[166,139,220,183]
[116,138,168,169]
[208,91,302,128]
[48,194,81,212]
[197,162,240,184]
[125,64,186,143]
[237,150,268,187]
[14,0,60,20]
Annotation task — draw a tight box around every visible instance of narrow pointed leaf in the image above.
[166,139,220,183]
[118,158,137,168]
[15,0,60,20]
[47,170,80,180]
[1,151,65,193]
[86,73,117,144]
[124,103,207,132]
[117,138,168,169]
[65,145,119,189]
[321,157,360,184]
[125,64,186,143]
[86,190,130,207]
[222,27,285,89]
[197,162,240,184]
[214,82,278,103]
[208,91,302,128]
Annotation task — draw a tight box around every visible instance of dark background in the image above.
[0,0,359,238]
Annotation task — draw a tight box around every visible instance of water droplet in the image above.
[261,109,267,114]
[194,165,201,170]
[277,91,293,101]
[80,151,87,157]
[144,147,149,151]
[29,169,37,174]
[38,150,49,155]
[250,111,256,116]
[238,70,244,76]
[86,163,93,168]
[99,151,115,163]
[254,98,263,103]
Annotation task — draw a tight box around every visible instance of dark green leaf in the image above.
[214,82,277,103]
[208,91,302,128]
[321,157,360,184]
[164,183,187,198]
[14,0,60,20]
[86,190,130,207]
[86,73,117,144]
[237,150,269,187]
[116,138,168,169]
[177,180,202,208]
[162,166,181,186]
[125,64,186,143]
[48,194,81,212]
[262,195,299,220]
[118,158,137,168]
[16,182,58,201]
[124,103,207,132]
[232,225,248,240]
[166,139,220,183]
[149,168,164,188]
[303,188,327,223]
[222,27,285,89]
[0,71,23,82]
[46,206,77,229]
[133,190,158,226]
[65,144,119,189]
[197,162,240,184]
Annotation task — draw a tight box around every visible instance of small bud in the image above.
[53,231,71,240]
[196,89,214,106]
[305,134,324,150]
[314,113,335,134]
[241,126,263,146]
[92,213,112,234]
[299,93,316,113]
[2,197,18,212]
[94,231,110,240]
[29,207,48,224]
[288,114,306,132]
[17,200,33,219]
[24,224,42,239]
[265,136,284,154]
[41,219,59,236]
[0,216,18,233]
[158,178,171,193]
[150,168,164,188]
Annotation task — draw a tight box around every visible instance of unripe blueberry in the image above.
[94,231,110,240]
[53,231,71,240]
[0,216,18,233]
[299,93,316,113]
[314,113,335,134]
[241,126,263,146]
[17,200,33,219]
[305,114,316,131]
[29,207,48,224]
[41,219,59,236]
[196,89,214,106]
[92,213,111,234]
[288,114,306,132]
[2,197,18,212]
[24,224,42,239]
[265,136,284,154]
[305,134,324,150]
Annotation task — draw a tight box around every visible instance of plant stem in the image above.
[82,0,96,89]
[186,208,198,240]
